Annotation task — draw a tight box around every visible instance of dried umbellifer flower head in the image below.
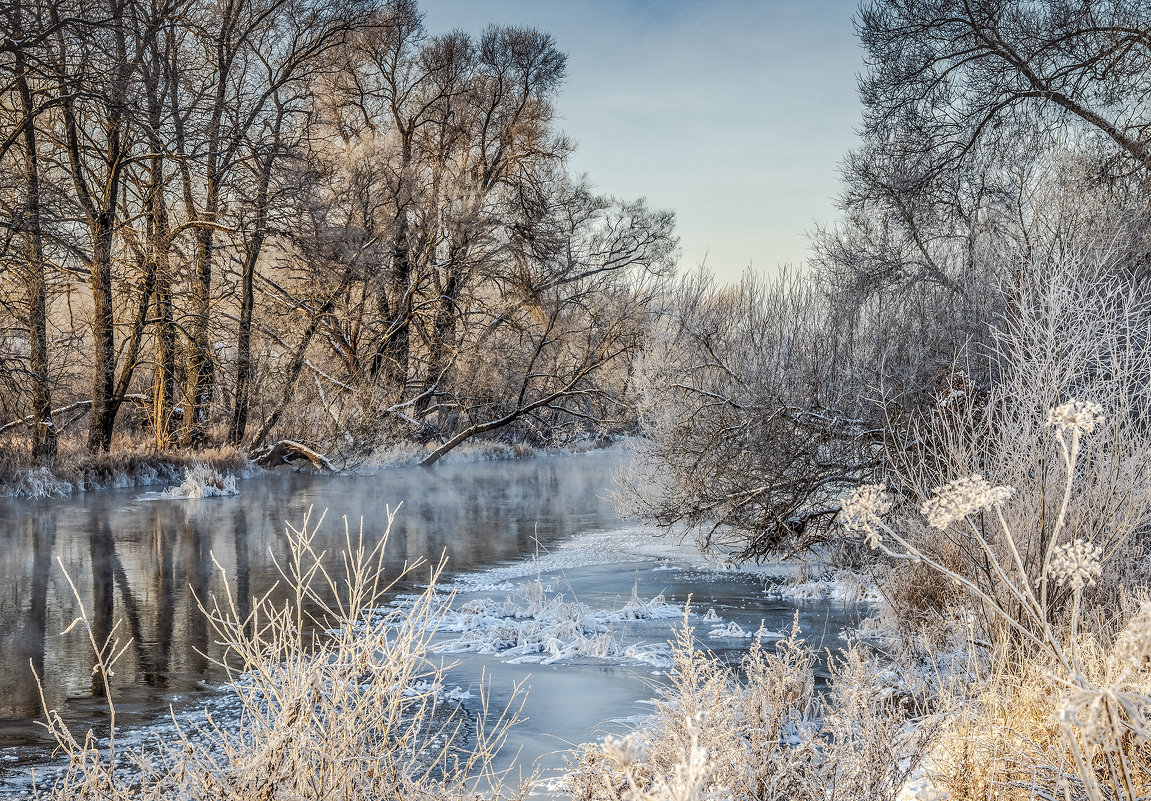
[1047,539,1103,592]
[1046,399,1105,435]
[837,484,891,548]
[921,475,1014,529]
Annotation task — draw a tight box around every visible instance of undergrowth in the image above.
[31,509,529,801]
[562,614,931,801]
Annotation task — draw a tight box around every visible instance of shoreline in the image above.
[0,435,630,499]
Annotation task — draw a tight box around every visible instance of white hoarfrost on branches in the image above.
[920,475,1014,529]
[1047,539,1104,591]
[405,578,681,667]
[1116,602,1151,666]
[160,463,239,498]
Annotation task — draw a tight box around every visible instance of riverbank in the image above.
[0,433,627,498]
[0,446,253,498]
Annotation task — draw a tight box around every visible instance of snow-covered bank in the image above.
[358,433,628,471]
[0,448,254,498]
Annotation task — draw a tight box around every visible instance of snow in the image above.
[394,579,681,667]
[158,464,239,499]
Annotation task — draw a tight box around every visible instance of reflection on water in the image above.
[0,453,622,749]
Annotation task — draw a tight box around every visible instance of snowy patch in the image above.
[405,579,680,667]
[443,526,718,594]
[767,568,880,605]
[360,439,537,470]
[159,464,239,499]
[708,620,753,639]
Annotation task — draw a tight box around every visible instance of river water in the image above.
[0,450,858,790]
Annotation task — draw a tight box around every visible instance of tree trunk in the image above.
[87,218,118,452]
[182,221,216,448]
[228,137,277,445]
[146,33,178,450]
[181,66,225,449]
[15,59,55,462]
[154,271,178,448]
[385,215,413,393]
[418,265,461,420]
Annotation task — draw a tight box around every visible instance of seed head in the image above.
[1057,684,1151,746]
[838,484,891,548]
[601,734,647,766]
[921,475,1014,529]
[1047,399,1104,434]
[1048,539,1103,592]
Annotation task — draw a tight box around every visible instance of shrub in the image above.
[562,613,931,801]
[840,399,1151,801]
[31,509,529,801]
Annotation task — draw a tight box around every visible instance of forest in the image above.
[0,0,675,476]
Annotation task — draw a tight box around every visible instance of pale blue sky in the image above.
[420,0,863,281]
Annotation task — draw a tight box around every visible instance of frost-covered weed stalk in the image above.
[563,614,931,801]
[840,400,1151,801]
[32,509,528,801]
[160,462,238,498]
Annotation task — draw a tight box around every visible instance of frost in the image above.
[768,568,880,605]
[161,464,239,499]
[406,578,679,667]
[9,466,72,498]
[708,621,752,639]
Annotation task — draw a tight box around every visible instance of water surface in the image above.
[0,450,859,792]
[0,453,621,755]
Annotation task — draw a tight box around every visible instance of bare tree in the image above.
[172,0,370,447]
[620,270,886,560]
[0,0,61,459]
[859,1,1151,183]
[418,183,675,465]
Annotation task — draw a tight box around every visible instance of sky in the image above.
[420,0,865,282]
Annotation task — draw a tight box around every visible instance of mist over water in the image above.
[0,452,621,751]
[0,450,856,790]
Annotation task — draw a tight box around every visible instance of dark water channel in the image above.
[0,453,621,757]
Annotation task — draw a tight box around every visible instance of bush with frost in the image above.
[160,463,239,498]
[32,509,528,801]
[840,399,1151,801]
[562,613,931,801]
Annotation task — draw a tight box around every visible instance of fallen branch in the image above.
[251,439,336,471]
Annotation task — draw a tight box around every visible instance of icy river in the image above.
[0,449,858,793]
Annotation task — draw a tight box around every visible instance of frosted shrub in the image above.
[32,509,528,801]
[839,401,1151,801]
[562,614,930,801]
[11,465,72,498]
[161,463,238,498]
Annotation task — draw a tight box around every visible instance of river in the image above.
[0,450,858,791]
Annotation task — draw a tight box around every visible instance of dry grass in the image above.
[929,621,1151,801]
[31,508,530,801]
[0,443,249,497]
[562,613,932,801]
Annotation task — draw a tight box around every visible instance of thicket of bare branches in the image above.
[0,0,676,467]
[622,1,1151,562]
